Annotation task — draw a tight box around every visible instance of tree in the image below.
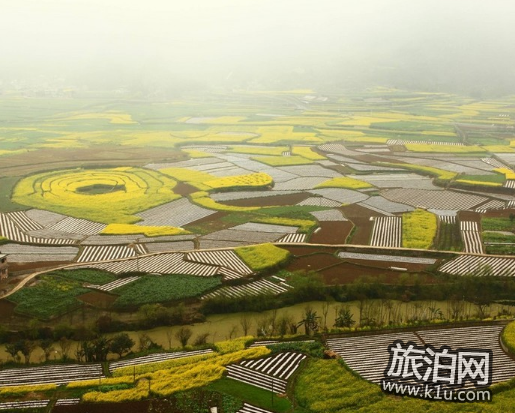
[165,329,173,350]
[19,340,36,364]
[334,305,355,328]
[297,306,321,336]
[59,337,72,361]
[239,314,252,336]
[5,342,21,362]
[193,333,210,346]
[39,339,54,362]
[110,333,135,359]
[175,327,193,348]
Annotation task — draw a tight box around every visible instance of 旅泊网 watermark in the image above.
[381,340,492,402]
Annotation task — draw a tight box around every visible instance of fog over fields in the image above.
[1,0,515,94]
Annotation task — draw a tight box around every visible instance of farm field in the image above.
[3,90,515,412]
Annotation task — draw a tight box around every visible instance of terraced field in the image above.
[227,352,306,393]
[327,324,515,387]
[370,216,402,248]
[439,254,515,276]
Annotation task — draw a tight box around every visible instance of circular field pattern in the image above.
[12,167,180,224]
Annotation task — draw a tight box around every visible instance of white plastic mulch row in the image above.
[237,403,274,413]
[272,177,328,191]
[226,365,287,393]
[0,363,104,387]
[475,199,507,213]
[277,165,340,178]
[249,340,315,348]
[211,190,303,202]
[55,399,81,406]
[200,229,279,244]
[387,139,463,146]
[276,233,306,243]
[0,243,79,263]
[49,217,106,236]
[73,252,220,277]
[0,213,75,245]
[370,216,402,248]
[439,254,515,277]
[240,352,307,380]
[460,221,483,254]
[109,349,214,372]
[310,209,347,222]
[337,252,436,265]
[0,400,50,410]
[327,332,421,383]
[76,245,137,263]
[382,188,487,211]
[136,198,216,227]
[202,279,290,300]
[297,197,341,207]
[439,215,456,224]
[186,250,254,276]
[309,188,369,204]
[481,158,505,169]
[87,276,140,292]
[359,196,414,214]
[231,223,298,234]
[417,325,515,385]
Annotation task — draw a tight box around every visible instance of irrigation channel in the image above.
[1,299,514,362]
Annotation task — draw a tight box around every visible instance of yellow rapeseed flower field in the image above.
[204,172,273,190]
[402,209,437,249]
[12,167,180,224]
[101,224,189,237]
[315,177,372,190]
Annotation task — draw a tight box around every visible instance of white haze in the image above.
[1,0,515,94]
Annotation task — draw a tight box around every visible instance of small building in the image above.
[0,252,8,280]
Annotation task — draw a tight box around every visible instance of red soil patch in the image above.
[343,259,433,273]
[281,245,339,256]
[0,299,16,318]
[286,253,343,272]
[310,221,353,244]
[78,291,118,308]
[221,192,310,207]
[484,208,515,218]
[9,261,71,274]
[458,210,481,223]
[340,204,386,245]
[319,262,438,285]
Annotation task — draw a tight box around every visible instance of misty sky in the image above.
[2,0,515,93]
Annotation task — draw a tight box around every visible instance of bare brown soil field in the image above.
[484,208,515,218]
[185,211,229,234]
[0,298,16,318]
[9,261,72,274]
[341,204,385,245]
[0,147,186,177]
[221,192,310,207]
[78,291,118,308]
[458,210,481,223]
[285,253,343,272]
[173,182,198,196]
[319,262,437,285]
[309,221,353,244]
[342,258,433,273]
[281,245,339,256]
